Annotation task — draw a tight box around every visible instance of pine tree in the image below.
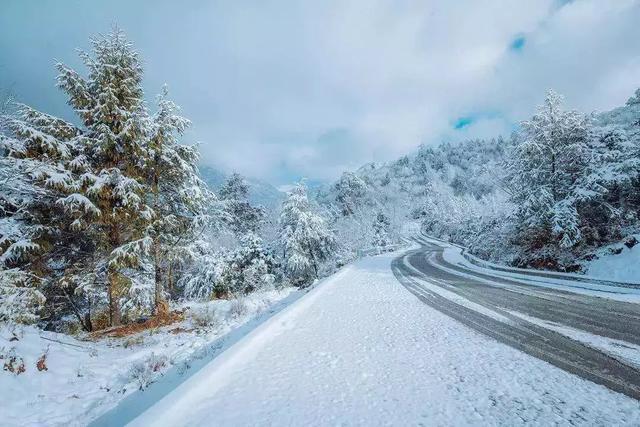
[505,90,595,259]
[0,98,47,323]
[178,236,226,301]
[219,173,265,236]
[333,171,368,216]
[0,102,91,324]
[145,85,210,314]
[220,232,276,295]
[55,30,155,325]
[372,212,391,250]
[279,183,335,285]
[627,88,640,107]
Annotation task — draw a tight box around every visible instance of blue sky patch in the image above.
[453,117,474,130]
[510,36,526,51]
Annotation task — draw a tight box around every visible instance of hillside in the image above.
[319,89,640,271]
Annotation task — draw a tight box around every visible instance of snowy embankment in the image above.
[585,235,640,283]
[0,289,296,427]
[130,250,639,426]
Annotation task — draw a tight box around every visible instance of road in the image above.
[392,236,640,401]
[109,245,640,426]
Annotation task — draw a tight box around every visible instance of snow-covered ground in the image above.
[129,251,640,426]
[0,288,296,427]
[585,235,640,283]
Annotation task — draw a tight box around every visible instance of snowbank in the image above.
[585,236,640,283]
[0,289,294,427]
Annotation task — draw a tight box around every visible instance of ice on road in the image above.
[131,251,640,426]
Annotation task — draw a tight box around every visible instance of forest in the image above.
[2,29,640,334]
[0,31,337,331]
[323,88,640,272]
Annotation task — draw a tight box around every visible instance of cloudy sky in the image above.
[1,0,639,186]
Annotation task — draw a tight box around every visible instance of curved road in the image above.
[392,237,640,400]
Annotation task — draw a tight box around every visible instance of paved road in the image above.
[392,237,640,400]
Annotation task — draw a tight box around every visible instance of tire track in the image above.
[392,245,640,401]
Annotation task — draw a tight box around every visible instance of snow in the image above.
[0,239,40,264]
[56,193,100,215]
[401,254,512,323]
[130,251,640,426]
[0,288,294,427]
[585,236,640,283]
[506,310,640,370]
[420,235,640,303]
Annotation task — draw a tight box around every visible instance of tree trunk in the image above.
[153,237,168,316]
[108,270,122,327]
[84,314,93,333]
[62,286,92,332]
[551,152,557,202]
[308,246,319,279]
[108,225,122,327]
[167,264,174,295]
[151,154,169,316]
[84,298,93,332]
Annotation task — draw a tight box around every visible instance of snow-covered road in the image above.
[129,249,640,426]
[395,237,640,398]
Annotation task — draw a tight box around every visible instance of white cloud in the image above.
[2,0,639,184]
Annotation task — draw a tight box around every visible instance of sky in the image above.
[1,0,639,187]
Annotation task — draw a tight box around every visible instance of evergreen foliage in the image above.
[0,31,214,328]
[280,183,336,286]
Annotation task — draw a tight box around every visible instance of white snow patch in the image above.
[586,236,640,284]
[0,288,294,427]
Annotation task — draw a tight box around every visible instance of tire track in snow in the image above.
[392,243,640,401]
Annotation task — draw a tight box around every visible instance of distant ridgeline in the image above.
[319,89,640,272]
[199,165,284,213]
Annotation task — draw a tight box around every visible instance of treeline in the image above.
[501,90,640,268]
[0,31,337,330]
[321,89,640,271]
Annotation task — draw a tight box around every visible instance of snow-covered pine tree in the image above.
[333,171,368,216]
[0,101,94,325]
[504,90,595,264]
[625,89,640,217]
[620,88,640,206]
[279,182,335,286]
[179,241,226,300]
[219,173,265,236]
[627,88,640,108]
[372,212,391,250]
[0,97,48,323]
[220,232,276,296]
[595,87,640,228]
[56,30,154,325]
[145,85,211,314]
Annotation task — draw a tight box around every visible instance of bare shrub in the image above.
[2,348,25,375]
[36,347,49,371]
[189,305,219,329]
[129,353,168,390]
[228,298,249,319]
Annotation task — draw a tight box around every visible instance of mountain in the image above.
[199,165,284,212]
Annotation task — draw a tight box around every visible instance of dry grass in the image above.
[91,310,184,339]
